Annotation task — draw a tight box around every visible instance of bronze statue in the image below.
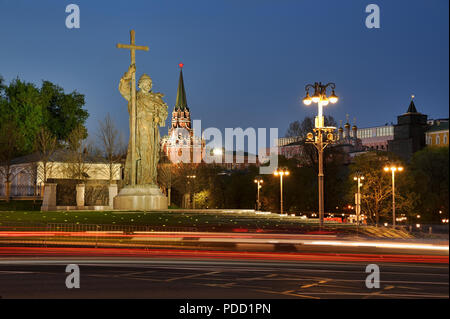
[119,64,168,185]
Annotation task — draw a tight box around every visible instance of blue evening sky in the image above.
[0,0,448,144]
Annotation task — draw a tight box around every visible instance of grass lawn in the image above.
[0,207,414,238]
[0,210,323,229]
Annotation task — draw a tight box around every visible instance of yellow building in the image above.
[426,121,449,146]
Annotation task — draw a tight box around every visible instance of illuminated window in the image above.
[436,135,440,145]
[444,134,448,145]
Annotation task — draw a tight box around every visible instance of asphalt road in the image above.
[0,257,447,299]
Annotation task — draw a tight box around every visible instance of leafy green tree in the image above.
[40,81,88,141]
[260,156,317,213]
[410,146,449,222]
[0,78,44,154]
[193,190,210,208]
[0,121,24,183]
[0,76,5,92]
[0,77,88,156]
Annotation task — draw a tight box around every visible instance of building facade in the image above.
[426,120,449,146]
[0,151,121,198]
[357,124,394,151]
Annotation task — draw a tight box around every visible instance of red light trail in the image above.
[0,247,447,264]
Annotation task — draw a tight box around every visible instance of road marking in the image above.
[165,271,220,282]
[300,279,329,289]
[252,288,320,299]
[363,285,395,299]
[116,270,155,277]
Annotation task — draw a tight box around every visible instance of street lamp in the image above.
[187,174,196,209]
[273,168,289,214]
[303,82,339,228]
[383,165,404,227]
[254,176,263,211]
[353,174,364,225]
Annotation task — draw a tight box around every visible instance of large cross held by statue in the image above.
[116,30,149,186]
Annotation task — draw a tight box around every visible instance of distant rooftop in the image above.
[426,121,449,133]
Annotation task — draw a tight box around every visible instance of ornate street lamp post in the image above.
[254,176,263,211]
[383,165,404,227]
[303,82,339,228]
[274,168,290,214]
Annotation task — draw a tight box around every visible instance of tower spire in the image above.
[406,94,418,113]
[175,63,189,111]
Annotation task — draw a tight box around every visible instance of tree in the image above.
[0,77,89,155]
[34,127,58,184]
[0,121,24,202]
[285,116,338,166]
[0,75,5,93]
[410,146,449,222]
[63,125,94,183]
[193,190,210,209]
[158,163,174,206]
[97,114,125,184]
[40,81,88,141]
[171,163,207,208]
[0,78,44,154]
[260,156,318,213]
[348,151,408,225]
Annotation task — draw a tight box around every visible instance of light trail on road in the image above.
[0,247,448,264]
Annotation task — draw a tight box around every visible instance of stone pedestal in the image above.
[108,184,118,208]
[113,184,167,210]
[41,183,57,211]
[76,184,85,207]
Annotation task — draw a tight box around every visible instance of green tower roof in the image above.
[175,68,189,111]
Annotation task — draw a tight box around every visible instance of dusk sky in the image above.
[0,0,448,145]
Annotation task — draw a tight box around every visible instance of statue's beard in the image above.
[138,88,152,94]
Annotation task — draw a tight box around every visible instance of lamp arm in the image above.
[323,83,336,90]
